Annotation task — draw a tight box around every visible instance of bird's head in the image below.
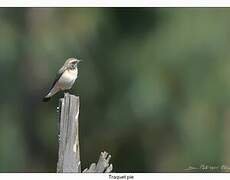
[65,57,82,69]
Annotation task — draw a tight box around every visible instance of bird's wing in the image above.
[48,66,67,91]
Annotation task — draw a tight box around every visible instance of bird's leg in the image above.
[64,90,70,95]
[68,89,74,94]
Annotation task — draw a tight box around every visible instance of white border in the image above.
[0,1,229,180]
[1,0,230,7]
[0,173,230,180]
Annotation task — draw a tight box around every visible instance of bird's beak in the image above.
[77,59,83,63]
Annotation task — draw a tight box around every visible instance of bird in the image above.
[43,57,82,102]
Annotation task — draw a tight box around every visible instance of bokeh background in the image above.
[0,8,230,172]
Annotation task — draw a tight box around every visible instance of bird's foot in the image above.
[63,90,70,95]
[64,89,74,95]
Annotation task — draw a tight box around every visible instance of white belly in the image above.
[58,69,78,90]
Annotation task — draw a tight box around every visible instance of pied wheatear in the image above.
[43,57,82,102]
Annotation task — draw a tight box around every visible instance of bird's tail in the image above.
[42,92,52,102]
[43,96,51,102]
[42,87,60,102]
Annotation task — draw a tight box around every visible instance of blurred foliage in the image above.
[0,8,230,172]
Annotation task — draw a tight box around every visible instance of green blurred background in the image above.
[0,8,230,172]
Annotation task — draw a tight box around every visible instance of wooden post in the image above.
[57,93,113,173]
[57,93,81,173]
[83,151,113,173]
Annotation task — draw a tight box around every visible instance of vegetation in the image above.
[0,8,229,172]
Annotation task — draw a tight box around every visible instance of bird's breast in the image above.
[58,69,78,90]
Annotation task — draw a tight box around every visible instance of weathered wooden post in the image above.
[57,93,81,172]
[57,93,113,173]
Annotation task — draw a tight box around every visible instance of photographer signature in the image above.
[184,164,230,171]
